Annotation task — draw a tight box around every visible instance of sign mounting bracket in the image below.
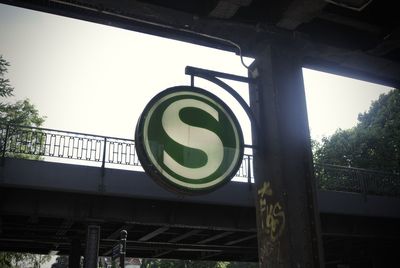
[185,66,260,149]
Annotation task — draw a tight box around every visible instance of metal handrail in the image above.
[0,124,253,179]
[314,163,400,197]
[315,163,400,175]
[1,124,399,197]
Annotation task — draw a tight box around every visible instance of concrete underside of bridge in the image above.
[1,158,400,266]
[1,187,400,266]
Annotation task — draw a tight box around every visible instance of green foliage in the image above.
[31,254,52,268]
[0,55,13,98]
[140,259,229,268]
[313,89,400,173]
[0,252,16,267]
[226,261,258,268]
[0,55,45,160]
[0,55,45,127]
[0,252,51,268]
[1,99,45,126]
[139,259,257,268]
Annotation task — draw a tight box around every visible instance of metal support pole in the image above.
[69,237,81,268]
[190,75,194,87]
[101,137,107,174]
[99,137,107,192]
[120,230,127,268]
[247,154,252,189]
[249,44,324,267]
[84,225,100,268]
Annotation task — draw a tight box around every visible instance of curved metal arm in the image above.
[185,66,260,146]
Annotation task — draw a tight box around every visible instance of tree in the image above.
[1,98,45,126]
[0,55,45,127]
[0,252,51,268]
[0,56,13,99]
[226,262,258,268]
[0,252,24,267]
[0,55,48,266]
[314,89,400,173]
[140,259,227,268]
[0,55,46,159]
[30,254,52,268]
[139,259,257,268]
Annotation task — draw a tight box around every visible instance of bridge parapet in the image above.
[1,125,399,197]
[315,163,400,197]
[0,124,253,179]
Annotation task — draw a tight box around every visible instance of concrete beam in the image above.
[209,0,252,19]
[277,0,327,30]
[197,231,234,245]
[1,0,400,87]
[138,226,169,242]
[169,229,202,243]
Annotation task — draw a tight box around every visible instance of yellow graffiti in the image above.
[258,181,273,197]
[266,202,285,241]
[258,181,286,246]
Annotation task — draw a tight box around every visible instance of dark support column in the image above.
[249,45,324,267]
[69,237,81,268]
[120,230,127,268]
[84,225,100,268]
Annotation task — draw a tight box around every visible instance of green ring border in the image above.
[135,86,244,195]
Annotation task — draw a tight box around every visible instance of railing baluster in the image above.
[1,125,10,166]
[101,137,107,177]
[246,155,250,181]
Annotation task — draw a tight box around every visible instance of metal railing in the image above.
[0,124,252,179]
[315,163,400,197]
[0,125,140,166]
[1,125,399,197]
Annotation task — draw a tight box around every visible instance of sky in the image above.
[303,68,391,140]
[0,3,393,145]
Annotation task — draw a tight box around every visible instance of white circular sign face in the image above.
[135,86,244,195]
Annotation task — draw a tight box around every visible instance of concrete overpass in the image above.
[1,125,399,267]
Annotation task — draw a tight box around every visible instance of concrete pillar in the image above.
[249,44,324,267]
[84,225,100,268]
[69,237,81,268]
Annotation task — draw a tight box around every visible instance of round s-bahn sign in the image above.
[135,86,244,195]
